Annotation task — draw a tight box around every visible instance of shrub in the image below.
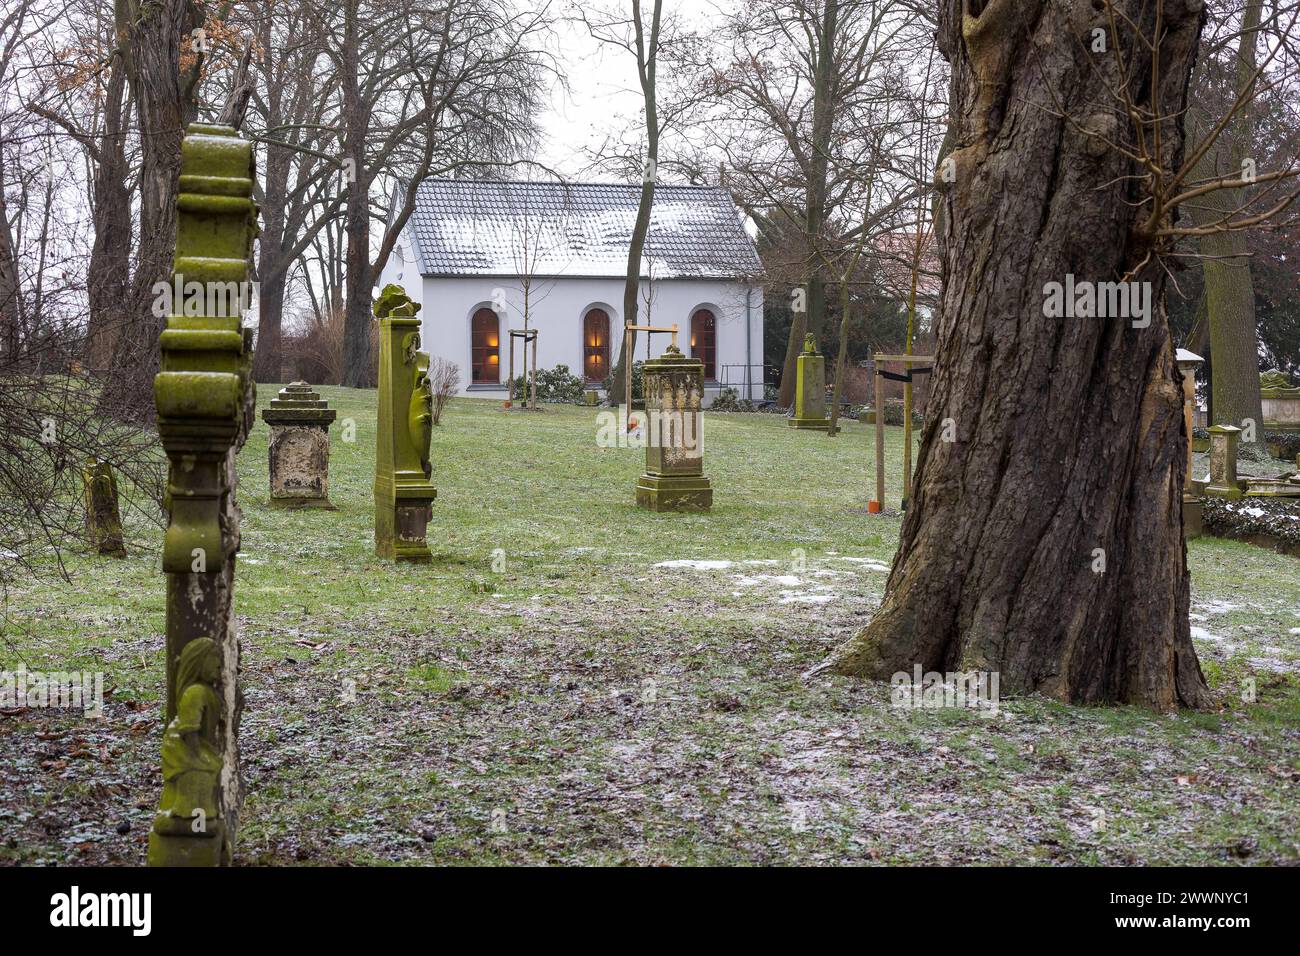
[512,363,585,404]
[710,388,756,412]
[429,357,460,425]
[602,361,644,404]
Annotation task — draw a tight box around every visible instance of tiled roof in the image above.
[402,179,763,279]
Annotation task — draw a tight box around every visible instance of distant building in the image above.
[379,179,765,402]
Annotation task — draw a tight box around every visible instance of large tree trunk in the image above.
[252,147,289,383]
[818,0,1210,710]
[0,143,21,361]
[777,0,836,409]
[1191,0,1264,444]
[340,0,374,389]
[98,0,201,422]
[85,58,131,371]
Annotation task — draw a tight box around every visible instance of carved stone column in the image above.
[788,334,830,430]
[1176,349,1204,538]
[374,284,437,561]
[636,344,712,511]
[149,124,258,867]
[1205,425,1245,500]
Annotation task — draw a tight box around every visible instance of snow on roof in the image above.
[403,179,763,280]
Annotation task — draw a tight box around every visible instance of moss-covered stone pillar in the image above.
[82,458,127,557]
[1176,349,1204,538]
[374,284,437,561]
[788,333,830,430]
[149,124,258,867]
[635,344,712,511]
[1205,424,1245,500]
[261,382,338,509]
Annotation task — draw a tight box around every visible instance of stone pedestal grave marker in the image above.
[1175,349,1203,538]
[374,284,437,561]
[1204,424,1246,500]
[788,333,831,430]
[149,123,258,866]
[261,382,338,509]
[636,344,713,511]
[81,458,128,557]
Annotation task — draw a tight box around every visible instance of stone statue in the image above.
[803,333,818,354]
[1260,369,1293,391]
[409,351,434,480]
[152,638,222,840]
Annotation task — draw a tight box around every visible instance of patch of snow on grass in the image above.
[780,593,834,605]
[654,559,733,570]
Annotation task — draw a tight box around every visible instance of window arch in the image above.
[690,308,717,380]
[471,308,500,384]
[583,308,610,383]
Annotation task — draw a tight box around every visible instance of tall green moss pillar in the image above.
[149,124,258,867]
[82,458,127,557]
[788,333,830,430]
[635,344,712,512]
[374,284,437,561]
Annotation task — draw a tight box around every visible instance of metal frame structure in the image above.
[622,323,679,413]
[505,328,539,410]
[871,353,934,513]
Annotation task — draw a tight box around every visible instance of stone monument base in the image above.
[269,496,338,510]
[147,823,226,867]
[636,474,713,512]
[788,415,832,430]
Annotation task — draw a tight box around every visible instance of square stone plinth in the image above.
[636,474,713,512]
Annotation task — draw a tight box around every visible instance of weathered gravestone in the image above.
[1175,349,1203,538]
[788,333,831,430]
[635,343,712,512]
[374,284,437,561]
[1261,369,1300,432]
[81,458,128,557]
[149,123,258,867]
[1204,424,1246,500]
[261,382,338,509]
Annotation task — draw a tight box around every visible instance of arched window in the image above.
[690,308,717,380]
[471,308,500,384]
[583,308,610,383]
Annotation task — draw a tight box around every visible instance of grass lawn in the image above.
[2,386,1298,865]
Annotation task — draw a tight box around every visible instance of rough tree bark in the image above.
[98,0,202,422]
[340,0,374,388]
[1190,0,1264,443]
[817,0,1211,709]
[85,57,132,370]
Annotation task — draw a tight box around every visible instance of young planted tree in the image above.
[817,0,1237,709]
[581,0,665,403]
